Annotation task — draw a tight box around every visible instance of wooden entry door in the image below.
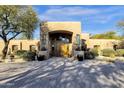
[57,42,69,57]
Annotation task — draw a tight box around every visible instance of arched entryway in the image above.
[49,30,73,57]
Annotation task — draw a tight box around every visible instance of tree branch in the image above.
[8,32,20,41]
[2,13,10,32]
[5,31,14,36]
[8,31,25,41]
[0,34,4,39]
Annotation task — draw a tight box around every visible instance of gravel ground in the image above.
[0,57,124,88]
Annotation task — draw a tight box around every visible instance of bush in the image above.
[84,51,95,59]
[101,48,116,58]
[15,50,27,57]
[119,40,124,49]
[116,49,124,57]
[90,48,99,56]
[22,51,36,61]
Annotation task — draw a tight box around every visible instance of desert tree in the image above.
[118,20,124,36]
[91,31,122,39]
[117,20,124,48]
[20,6,38,39]
[0,6,38,59]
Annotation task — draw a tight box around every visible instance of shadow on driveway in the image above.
[0,57,124,88]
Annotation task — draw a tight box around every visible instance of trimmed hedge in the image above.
[116,49,124,57]
[90,48,99,56]
[22,51,36,61]
[15,50,37,61]
[101,48,116,58]
[15,50,27,57]
[84,51,95,59]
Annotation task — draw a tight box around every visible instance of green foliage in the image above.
[91,31,123,40]
[20,6,39,39]
[15,50,38,60]
[0,6,38,39]
[15,50,27,57]
[118,20,124,36]
[101,48,116,58]
[119,40,124,49]
[22,51,36,61]
[0,5,38,58]
[90,48,99,56]
[116,49,124,57]
[84,51,95,59]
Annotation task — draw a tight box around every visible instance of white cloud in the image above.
[39,6,100,21]
[45,6,99,16]
[90,11,124,24]
[38,6,124,24]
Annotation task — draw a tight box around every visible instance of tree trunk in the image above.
[2,41,9,59]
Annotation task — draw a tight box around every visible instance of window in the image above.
[30,45,36,52]
[12,45,18,52]
[59,36,69,43]
[94,45,100,49]
[76,34,80,45]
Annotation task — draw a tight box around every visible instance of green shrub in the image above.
[101,48,116,58]
[116,49,124,57]
[119,40,124,49]
[84,51,95,59]
[22,51,36,61]
[15,50,27,57]
[90,48,99,56]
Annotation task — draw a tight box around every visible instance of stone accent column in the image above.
[46,32,50,57]
[40,26,42,51]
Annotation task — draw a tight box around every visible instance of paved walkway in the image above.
[0,57,124,88]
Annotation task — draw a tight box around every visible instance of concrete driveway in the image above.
[0,57,124,88]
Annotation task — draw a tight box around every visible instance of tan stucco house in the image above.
[0,21,120,57]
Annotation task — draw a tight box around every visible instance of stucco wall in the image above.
[88,39,120,49]
[0,22,121,55]
[0,40,4,55]
[46,22,82,44]
[0,39,121,55]
[80,33,90,46]
[47,22,81,34]
[0,40,39,55]
[81,33,90,40]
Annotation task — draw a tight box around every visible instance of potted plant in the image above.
[41,47,47,51]
[77,54,84,61]
[37,55,45,61]
[10,53,14,62]
[84,51,95,59]
[37,47,48,61]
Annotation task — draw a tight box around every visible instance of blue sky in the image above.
[33,5,124,39]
